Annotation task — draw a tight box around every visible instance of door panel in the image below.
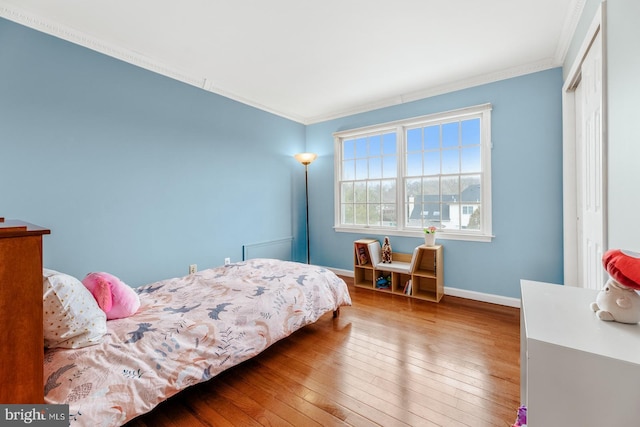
[577,30,605,290]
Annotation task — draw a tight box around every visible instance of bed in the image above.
[42,258,352,427]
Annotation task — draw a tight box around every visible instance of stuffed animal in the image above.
[511,405,527,427]
[82,272,140,320]
[590,249,640,324]
[376,275,391,289]
[381,236,392,263]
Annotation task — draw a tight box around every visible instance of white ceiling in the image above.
[0,0,584,124]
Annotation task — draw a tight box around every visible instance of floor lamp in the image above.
[294,152,317,264]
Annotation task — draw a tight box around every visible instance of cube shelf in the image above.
[353,239,444,302]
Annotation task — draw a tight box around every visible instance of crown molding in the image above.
[0,5,202,89]
[553,0,587,64]
[0,4,307,124]
[0,3,577,127]
[304,58,559,125]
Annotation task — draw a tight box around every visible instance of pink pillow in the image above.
[82,272,140,320]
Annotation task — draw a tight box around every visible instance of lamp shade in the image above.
[294,152,317,166]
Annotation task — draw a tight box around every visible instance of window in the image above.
[334,104,492,241]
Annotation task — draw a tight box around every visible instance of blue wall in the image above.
[1,17,565,298]
[306,69,564,298]
[0,18,307,286]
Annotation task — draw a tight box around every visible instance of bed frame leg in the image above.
[333,307,340,318]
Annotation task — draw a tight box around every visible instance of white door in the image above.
[575,30,606,290]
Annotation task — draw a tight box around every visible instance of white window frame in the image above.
[333,103,493,242]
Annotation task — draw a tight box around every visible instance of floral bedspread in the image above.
[43,259,352,427]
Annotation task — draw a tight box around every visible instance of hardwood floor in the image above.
[125,277,521,427]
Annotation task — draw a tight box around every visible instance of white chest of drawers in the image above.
[520,280,640,426]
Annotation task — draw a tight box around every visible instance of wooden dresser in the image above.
[0,218,50,403]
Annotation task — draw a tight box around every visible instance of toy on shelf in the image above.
[591,249,640,324]
[375,274,391,289]
[381,236,392,263]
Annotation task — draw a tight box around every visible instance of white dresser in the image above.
[520,280,640,426]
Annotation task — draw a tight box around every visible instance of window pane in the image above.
[420,176,441,229]
[382,155,396,178]
[441,175,459,196]
[423,201,441,223]
[341,182,354,203]
[461,146,481,173]
[382,204,396,226]
[354,181,367,203]
[408,201,422,221]
[424,151,440,175]
[341,203,354,224]
[343,139,356,160]
[442,148,460,174]
[355,138,367,157]
[355,204,367,225]
[461,118,480,146]
[441,175,459,229]
[464,204,481,230]
[382,179,396,203]
[383,133,396,153]
[405,177,421,227]
[368,157,382,179]
[338,129,399,230]
[425,125,439,149]
[342,159,355,180]
[369,204,381,226]
[355,159,368,180]
[407,128,422,151]
[405,177,422,199]
[369,135,381,156]
[406,152,422,176]
[461,175,481,202]
[422,176,438,197]
[442,122,459,148]
[368,181,381,203]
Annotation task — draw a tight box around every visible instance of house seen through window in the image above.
[334,104,492,241]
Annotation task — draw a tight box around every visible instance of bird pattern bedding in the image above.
[43,259,352,426]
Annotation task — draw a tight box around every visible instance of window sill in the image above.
[334,226,494,243]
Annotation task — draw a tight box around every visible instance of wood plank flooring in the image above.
[125,277,521,427]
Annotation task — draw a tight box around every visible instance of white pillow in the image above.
[43,268,107,349]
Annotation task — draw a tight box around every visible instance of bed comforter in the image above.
[43,259,352,426]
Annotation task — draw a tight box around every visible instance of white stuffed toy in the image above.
[591,249,640,324]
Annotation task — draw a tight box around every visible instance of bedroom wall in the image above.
[564,0,640,252]
[0,18,308,286]
[305,69,564,299]
[605,0,640,251]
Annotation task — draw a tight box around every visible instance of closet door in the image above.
[575,29,605,290]
[564,4,607,289]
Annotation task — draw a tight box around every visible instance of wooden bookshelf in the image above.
[353,239,444,302]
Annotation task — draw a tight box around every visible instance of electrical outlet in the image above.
[189,264,197,274]
[224,257,231,266]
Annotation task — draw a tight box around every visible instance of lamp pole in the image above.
[294,153,317,264]
[303,163,311,264]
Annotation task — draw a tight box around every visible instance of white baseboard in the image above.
[444,286,520,308]
[327,267,521,308]
[328,267,354,277]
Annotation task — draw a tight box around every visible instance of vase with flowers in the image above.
[424,226,438,246]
